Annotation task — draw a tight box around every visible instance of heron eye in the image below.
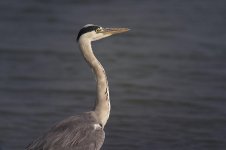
[95,28,102,33]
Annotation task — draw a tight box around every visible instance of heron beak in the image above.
[101,28,130,35]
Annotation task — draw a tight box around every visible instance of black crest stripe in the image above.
[76,25,100,41]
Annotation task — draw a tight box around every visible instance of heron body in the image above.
[26,24,129,150]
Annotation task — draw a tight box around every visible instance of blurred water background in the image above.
[0,0,226,150]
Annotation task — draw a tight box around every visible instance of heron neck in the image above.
[79,38,110,127]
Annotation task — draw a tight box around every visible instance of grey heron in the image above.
[26,24,129,150]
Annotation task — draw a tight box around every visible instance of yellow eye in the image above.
[95,28,102,33]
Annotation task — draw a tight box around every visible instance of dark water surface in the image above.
[0,0,226,150]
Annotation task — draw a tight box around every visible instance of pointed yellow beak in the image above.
[101,28,130,35]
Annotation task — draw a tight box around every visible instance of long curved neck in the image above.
[79,38,110,127]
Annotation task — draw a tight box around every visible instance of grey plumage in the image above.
[27,112,104,150]
[26,24,129,150]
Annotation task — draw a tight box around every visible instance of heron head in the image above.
[77,24,129,42]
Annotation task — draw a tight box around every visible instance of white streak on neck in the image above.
[78,37,111,127]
